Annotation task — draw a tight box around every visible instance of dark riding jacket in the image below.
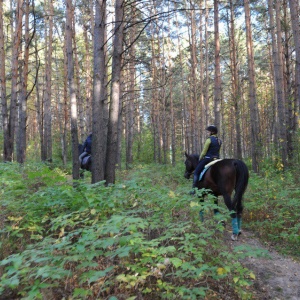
[199,135,222,160]
[83,134,92,154]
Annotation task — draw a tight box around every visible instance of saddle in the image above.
[199,159,223,181]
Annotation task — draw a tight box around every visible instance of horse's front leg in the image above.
[213,198,219,215]
[232,200,244,240]
[199,196,204,222]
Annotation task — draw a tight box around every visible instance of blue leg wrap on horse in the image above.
[231,217,239,235]
[237,217,242,231]
[199,211,204,222]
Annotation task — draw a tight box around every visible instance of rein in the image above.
[186,170,194,176]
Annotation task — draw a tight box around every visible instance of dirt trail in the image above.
[228,230,300,300]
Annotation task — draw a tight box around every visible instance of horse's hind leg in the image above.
[230,200,244,240]
[222,193,240,239]
[236,201,244,235]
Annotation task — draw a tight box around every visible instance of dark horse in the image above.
[78,144,92,173]
[184,152,249,240]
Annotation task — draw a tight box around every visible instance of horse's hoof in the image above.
[231,234,238,241]
[238,230,242,236]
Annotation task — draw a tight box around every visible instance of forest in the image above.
[0,0,300,299]
[0,0,299,179]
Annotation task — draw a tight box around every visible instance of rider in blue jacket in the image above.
[79,133,92,164]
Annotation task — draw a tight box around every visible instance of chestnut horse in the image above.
[184,152,249,240]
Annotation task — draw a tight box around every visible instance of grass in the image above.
[0,161,299,299]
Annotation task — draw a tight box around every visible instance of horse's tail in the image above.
[232,160,249,209]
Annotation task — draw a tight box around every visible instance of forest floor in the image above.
[225,229,300,300]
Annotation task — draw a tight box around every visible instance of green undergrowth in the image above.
[0,162,291,299]
[244,165,300,257]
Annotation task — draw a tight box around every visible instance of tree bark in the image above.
[189,4,198,152]
[126,5,136,169]
[61,25,68,166]
[244,0,260,172]
[150,10,160,163]
[66,0,79,180]
[0,0,8,161]
[17,0,31,163]
[92,0,108,183]
[83,24,92,139]
[268,0,288,168]
[105,0,124,184]
[168,13,176,166]
[42,0,53,162]
[7,0,24,162]
[229,0,242,159]
[288,0,300,136]
[214,0,221,129]
[73,27,85,143]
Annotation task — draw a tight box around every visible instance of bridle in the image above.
[184,160,195,178]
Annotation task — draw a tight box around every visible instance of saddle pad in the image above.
[204,158,223,169]
[82,155,91,166]
[198,159,223,181]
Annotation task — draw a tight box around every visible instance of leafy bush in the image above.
[0,162,288,299]
[244,166,300,256]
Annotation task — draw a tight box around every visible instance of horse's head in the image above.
[184,151,199,179]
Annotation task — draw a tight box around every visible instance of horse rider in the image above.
[79,133,92,165]
[190,125,222,194]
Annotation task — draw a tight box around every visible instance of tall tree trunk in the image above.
[288,0,300,133]
[17,0,31,163]
[199,0,205,151]
[189,4,198,152]
[42,0,53,162]
[105,0,124,184]
[282,0,294,161]
[61,25,68,166]
[83,24,92,139]
[168,13,176,166]
[73,27,84,142]
[159,28,168,164]
[34,36,43,161]
[244,0,260,172]
[66,0,79,180]
[214,0,221,129]
[204,0,210,128]
[150,12,160,162]
[126,5,136,169]
[229,0,242,159]
[0,0,8,161]
[275,0,288,168]
[175,12,189,153]
[268,0,288,168]
[92,0,108,183]
[7,0,23,162]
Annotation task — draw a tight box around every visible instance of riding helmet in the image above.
[206,125,218,134]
